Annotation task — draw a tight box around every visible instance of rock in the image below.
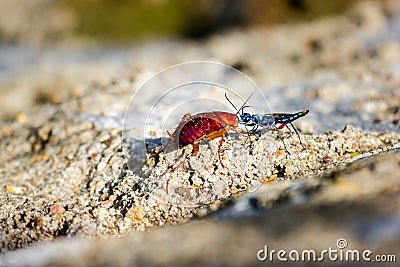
[3,152,400,266]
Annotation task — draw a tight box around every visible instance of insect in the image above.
[162,95,251,192]
[240,110,309,152]
[164,112,236,168]
[225,93,309,153]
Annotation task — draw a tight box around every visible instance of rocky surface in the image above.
[3,152,400,267]
[1,1,400,266]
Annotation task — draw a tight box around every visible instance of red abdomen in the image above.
[169,111,238,148]
[179,116,222,146]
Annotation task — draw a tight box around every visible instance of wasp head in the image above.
[239,113,253,125]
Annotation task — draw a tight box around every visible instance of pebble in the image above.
[5,184,24,195]
[49,205,65,215]
[15,112,27,123]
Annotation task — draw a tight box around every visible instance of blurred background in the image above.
[1,0,384,120]
[0,0,367,44]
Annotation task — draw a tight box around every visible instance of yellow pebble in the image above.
[6,184,24,194]
[16,113,27,123]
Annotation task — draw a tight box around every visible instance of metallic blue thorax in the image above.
[251,114,275,126]
[239,113,275,127]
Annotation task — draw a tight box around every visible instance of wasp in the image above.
[226,94,309,152]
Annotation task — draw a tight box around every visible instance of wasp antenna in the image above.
[225,92,254,115]
[236,92,253,115]
[225,92,239,112]
[241,105,253,114]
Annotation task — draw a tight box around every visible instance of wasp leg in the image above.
[290,122,303,147]
[255,126,261,138]
[275,125,290,154]
[248,125,259,135]
[248,126,261,141]
[286,124,293,133]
